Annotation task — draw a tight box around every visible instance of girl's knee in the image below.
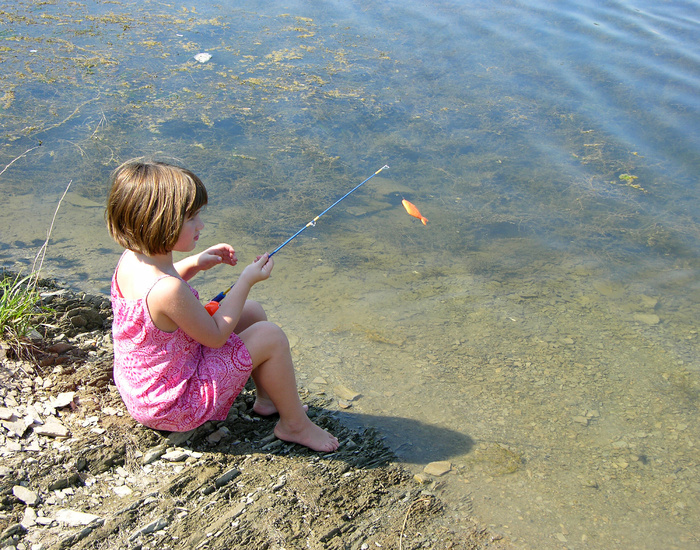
[245,300,267,322]
[240,321,290,365]
[262,321,289,349]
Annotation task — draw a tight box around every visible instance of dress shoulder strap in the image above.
[144,274,181,301]
[113,250,182,301]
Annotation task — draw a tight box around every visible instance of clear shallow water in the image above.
[1,1,698,548]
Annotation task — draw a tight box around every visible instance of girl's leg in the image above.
[238,321,339,452]
[234,301,275,410]
[236,300,307,416]
[234,300,267,333]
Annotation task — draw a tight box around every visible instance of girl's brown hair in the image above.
[106,159,208,255]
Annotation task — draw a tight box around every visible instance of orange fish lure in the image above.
[402,199,428,225]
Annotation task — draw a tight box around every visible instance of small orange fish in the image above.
[402,199,428,225]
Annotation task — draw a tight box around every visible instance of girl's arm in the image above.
[148,254,273,348]
[174,243,237,281]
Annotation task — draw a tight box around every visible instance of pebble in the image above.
[33,418,68,438]
[215,468,241,488]
[413,473,431,484]
[142,445,167,465]
[47,343,73,355]
[3,418,28,437]
[162,449,189,462]
[129,517,169,540]
[12,486,39,506]
[633,313,660,325]
[424,461,452,476]
[21,507,37,528]
[166,430,196,446]
[112,485,133,497]
[572,416,589,426]
[333,385,361,401]
[54,509,102,527]
[207,429,227,444]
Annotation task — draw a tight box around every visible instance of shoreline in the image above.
[0,278,514,549]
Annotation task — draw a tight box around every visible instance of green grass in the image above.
[0,270,46,354]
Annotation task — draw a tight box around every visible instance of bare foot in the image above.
[274,419,340,452]
[252,397,308,417]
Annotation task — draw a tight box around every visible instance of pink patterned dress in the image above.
[110,262,254,432]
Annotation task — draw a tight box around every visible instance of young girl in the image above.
[106,158,339,452]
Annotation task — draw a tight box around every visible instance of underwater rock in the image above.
[194,52,212,63]
[633,313,660,325]
[424,461,452,476]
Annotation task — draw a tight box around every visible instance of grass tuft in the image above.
[0,270,47,355]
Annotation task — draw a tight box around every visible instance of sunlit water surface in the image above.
[1,1,698,548]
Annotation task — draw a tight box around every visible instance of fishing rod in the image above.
[205,164,389,315]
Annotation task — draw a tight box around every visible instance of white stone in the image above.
[81,416,99,427]
[2,418,27,437]
[13,486,39,506]
[34,419,69,438]
[162,449,188,462]
[113,485,133,497]
[6,438,22,451]
[25,440,42,452]
[55,509,102,526]
[21,506,37,528]
[50,392,75,409]
[0,407,17,421]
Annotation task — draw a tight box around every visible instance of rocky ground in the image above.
[0,282,514,550]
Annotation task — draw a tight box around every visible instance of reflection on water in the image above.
[1,0,698,548]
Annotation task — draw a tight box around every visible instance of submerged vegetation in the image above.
[0,1,695,277]
[1,0,691,270]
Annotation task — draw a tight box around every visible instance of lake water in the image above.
[1,1,698,548]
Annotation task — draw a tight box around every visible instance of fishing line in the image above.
[269,164,389,257]
[205,164,389,313]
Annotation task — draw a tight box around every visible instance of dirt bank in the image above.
[0,283,513,549]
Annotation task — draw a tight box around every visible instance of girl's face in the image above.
[173,210,204,252]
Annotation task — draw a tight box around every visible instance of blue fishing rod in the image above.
[205,164,389,314]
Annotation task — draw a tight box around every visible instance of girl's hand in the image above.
[239,253,273,286]
[197,243,238,271]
